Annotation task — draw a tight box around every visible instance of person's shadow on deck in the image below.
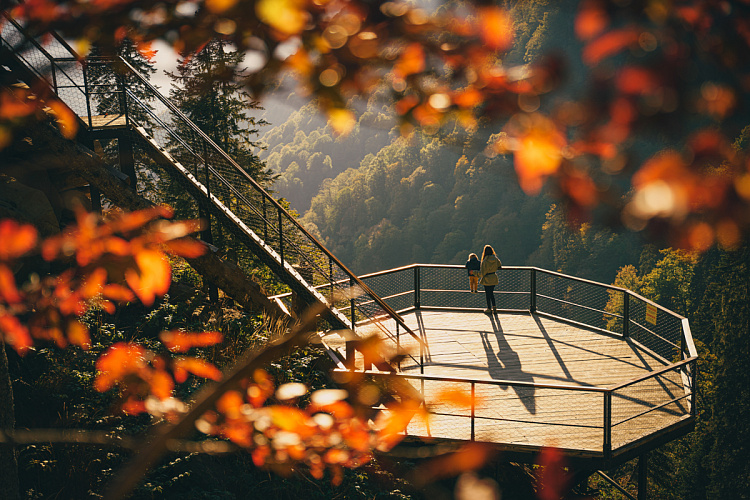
[481,313,537,414]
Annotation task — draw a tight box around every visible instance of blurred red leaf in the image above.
[0,264,22,304]
[0,312,32,355]
[163,238,207,258]
[394,43,425,78]
[94,342,147,392]
[102,283,136,302]
[160,330,223,352]
[536,447,571,500]
[478,7,513,51]
[81,267,107,299]
[67,320,91,349]
[0,219,37,260]
[217,390,245,418]
[616,66,659,95]
[125,249,171,307]
[173,357,223,383]
[149,369,175,400]
[47,99,78,139]
[575,0,608,40]
[272,406,316,437]
[583,28,640,65]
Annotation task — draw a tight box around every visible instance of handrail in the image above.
[334,369,609,393]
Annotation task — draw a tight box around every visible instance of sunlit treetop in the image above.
[7,0,750,250]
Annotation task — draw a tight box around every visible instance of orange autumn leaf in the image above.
[0,88,38,120]
[478,7,514,52]
[47,100,78,139]
[108,205,173,234]
[0,264,22,304]
[616,66,659,95]
[513,115,566,195]
[452,88,483,109]
[436,388,476,408]
[67,320,91,349]
[583,28,640,65]
[0,312,32,355]
[121,397,147,415]
[394,43,425,78]
[0,220,38,260]
[252,445,270,467]
[160,330,223,352]
[395,95,419,116]
[135,41,157,62]
[216,390,244,418]
[94,342,147,392]
[149,369,175,400]
[103,283,136,302]
[272,406,315,437]
[163,238,207,258]
[575,0,609,41]
[173,357,223,383]
[125,248,171,307]
[222,421,253,446]
[81,267,107,299]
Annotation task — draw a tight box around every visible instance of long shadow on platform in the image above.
[481,313,537,414]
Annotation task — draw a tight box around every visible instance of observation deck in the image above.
[326,265,697,470]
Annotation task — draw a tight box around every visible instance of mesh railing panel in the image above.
[535,270,618,333]
[627,295,683,362]
[418,266,531,311]
[365,373,606,452]
[610,364,692,450]
[360,268,415,313]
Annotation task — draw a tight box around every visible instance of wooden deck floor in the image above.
[327,309,692,459]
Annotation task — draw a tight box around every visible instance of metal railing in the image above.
[0,13,422,352]
[352,264,698,457]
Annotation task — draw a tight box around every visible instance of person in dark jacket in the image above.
[479,244,502,313]
[465,253,481,293]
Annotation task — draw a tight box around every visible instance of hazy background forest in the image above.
[2,0,750,498]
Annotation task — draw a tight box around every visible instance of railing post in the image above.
[82,62,93,128]
[329,258,334,302]
[604,391,612,461]
[117,69,130,126]
[691,359,698,417]
[349,277,356,330]
[278,206,284,266]
[638,452,648,500]
[623,291,630,337]
[263,198,268,242]
[530,268,537,312]
[414,266,421,309]
[471,382,475,441]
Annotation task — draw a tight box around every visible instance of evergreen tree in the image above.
[88,37,157,129]
[166,38,273,186]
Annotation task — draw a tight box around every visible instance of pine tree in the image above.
[166,38,273,186]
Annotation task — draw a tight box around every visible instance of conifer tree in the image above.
[166,38,273,186]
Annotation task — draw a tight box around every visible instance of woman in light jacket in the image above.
[479,244,501,313]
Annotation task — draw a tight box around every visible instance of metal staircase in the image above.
[0,12,422,361]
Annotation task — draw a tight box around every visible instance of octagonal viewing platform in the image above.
[323,265,698,470]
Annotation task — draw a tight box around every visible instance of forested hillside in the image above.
[261,0,640,278]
